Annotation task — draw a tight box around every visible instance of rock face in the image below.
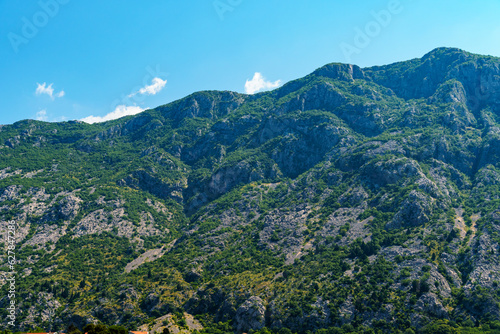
[186,159,281,212]
[234,297,266,333]
[3,48,500,332]
[362,158,421,186]
[119,169,186,203]
[415,293,448,318]
[365,48,500,106]
[388,190,433,229]
[57,194,82,220]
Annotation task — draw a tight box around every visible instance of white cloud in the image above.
[244,72,282,94]
[36,110,48,121]
[80,105,145,124]
[35,82,65,100]
[128,77,167,97]
[36,83,54,98]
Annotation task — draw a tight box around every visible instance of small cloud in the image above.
[36,110,48,121]
[128,77,167,97]
[35,82,64,100]
[244,72,282,94]
[80,105,145,124]
[36,83,54,98]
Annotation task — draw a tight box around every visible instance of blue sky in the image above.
[2,0,500,125]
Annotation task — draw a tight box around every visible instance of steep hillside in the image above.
[2,48,500,334]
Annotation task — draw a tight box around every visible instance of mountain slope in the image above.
[2,48,500,333]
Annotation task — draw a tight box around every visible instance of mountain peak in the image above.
[312,63,365,81]
[422,46,469,59]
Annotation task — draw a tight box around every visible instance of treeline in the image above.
[2,319,500,334]
[0,324,147,334]
[198,319,500,334]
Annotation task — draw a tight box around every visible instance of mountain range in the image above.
[2,47,500,334]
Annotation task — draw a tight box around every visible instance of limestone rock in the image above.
[234,296,266,333]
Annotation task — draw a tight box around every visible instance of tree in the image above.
[109,325,128,334]
[421,321,457,334]
[277,328,293,334]
[83,324,110,334]
[67,324,82,334]
[83,324,96,334]
[94,324,110,334]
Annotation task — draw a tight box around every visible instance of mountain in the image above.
[2,47,500,334]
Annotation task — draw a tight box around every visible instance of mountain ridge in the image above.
[2,48,500,334]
